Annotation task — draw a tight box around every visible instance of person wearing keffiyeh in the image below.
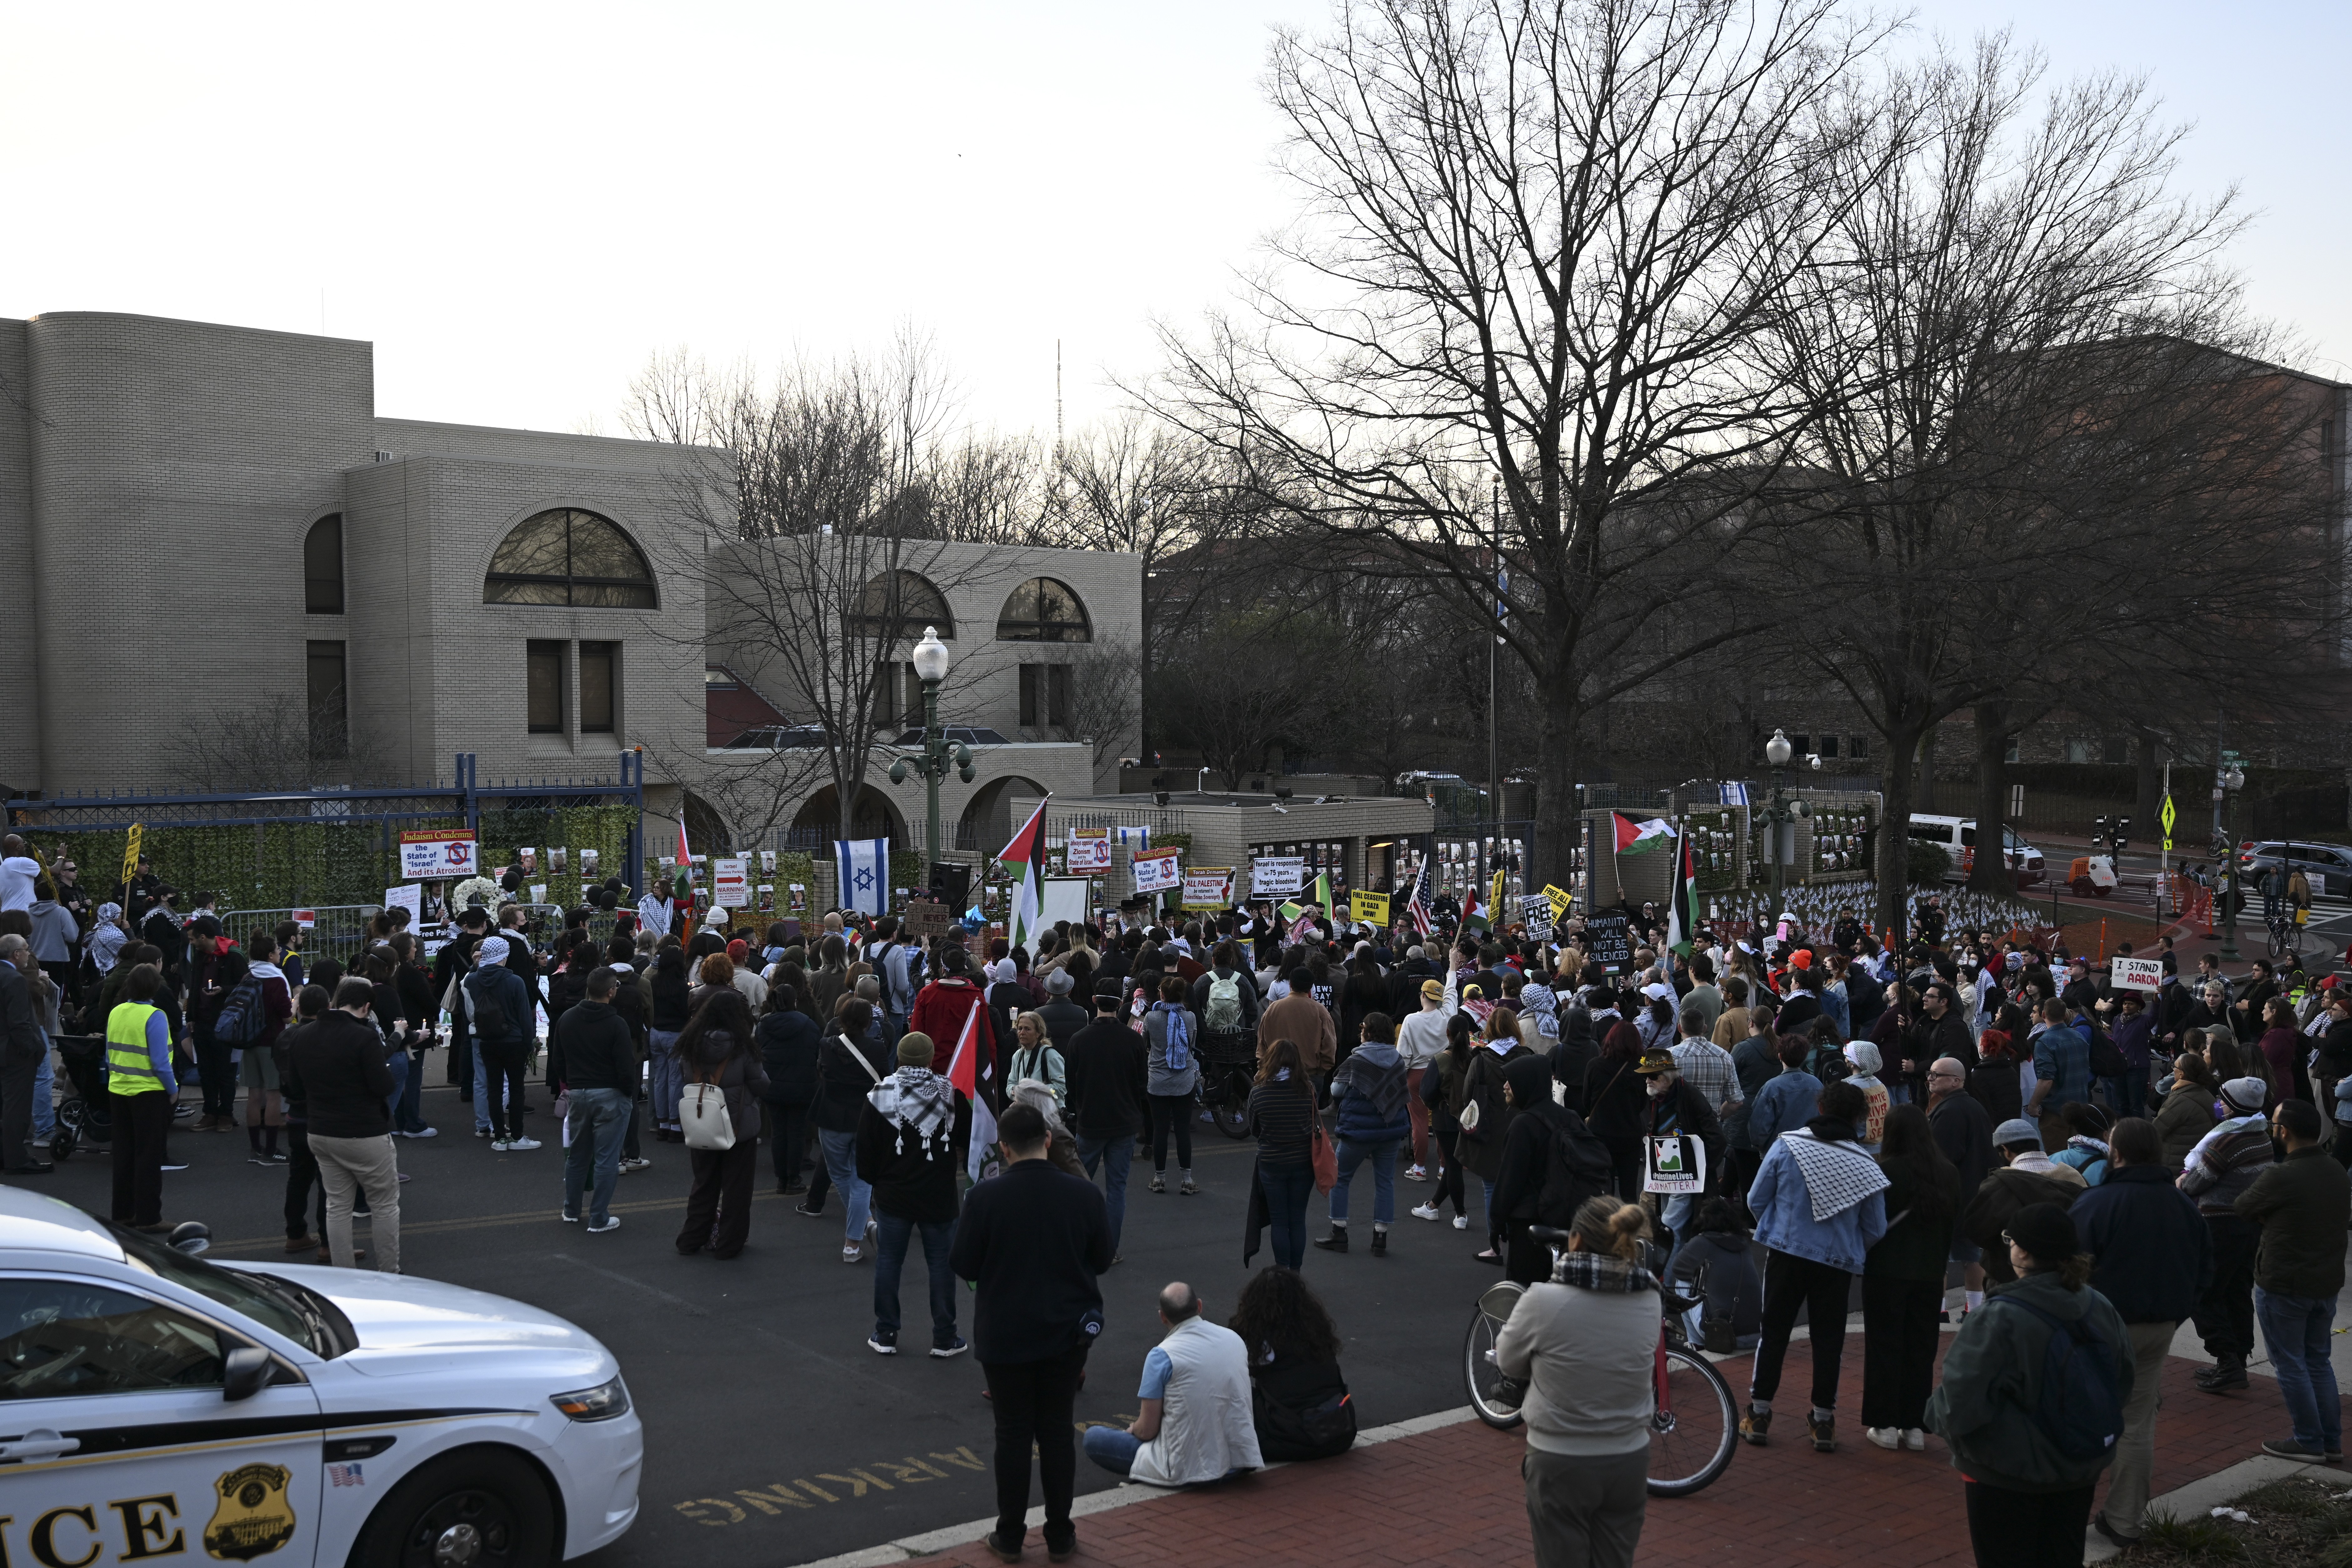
[1493,1196,1662,1568]
[1739,1079,1889,1455]
[856,1033,966,1357]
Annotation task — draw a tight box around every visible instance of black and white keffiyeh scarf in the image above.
[1782,1128,1890,1222]
[868,1066,956,1156]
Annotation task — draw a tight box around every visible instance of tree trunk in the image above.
[1916,724,1938,813]
[1533,678,1583,906]
[1969,701,2016,894]
[1875,719,1926,946]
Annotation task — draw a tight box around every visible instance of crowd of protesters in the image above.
[7,823,2352,1568]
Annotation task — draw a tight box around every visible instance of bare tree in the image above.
[1144,0,1888,887]
[626,339,1006,847]
[1052,635,1143,780]
[1761,37,2322,932]
[161,701,393,792]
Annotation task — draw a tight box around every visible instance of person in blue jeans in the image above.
[1315,1013,1410,1257]
[2237,1098,2348,1462]
[1245,1040,1318,1271]
[856,1033,965,1357]
[553,967,638,1232]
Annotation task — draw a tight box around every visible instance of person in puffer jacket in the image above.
[1314,1012,1411,1257]
[2177,1075,2275,1393]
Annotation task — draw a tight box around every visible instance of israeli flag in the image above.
[1115,825,1152,852]
[835,837,890,917]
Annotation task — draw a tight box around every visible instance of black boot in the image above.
[2196,1354,2249,1393]
[1313,1227,1349,1253]
[1370,1228,1388,1257]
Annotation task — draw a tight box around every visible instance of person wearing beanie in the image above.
[2179,1075,2279,1393]
[1926,1202,2133,1563]
[856,1030,965,1357]
[1959,1119,2083,1289]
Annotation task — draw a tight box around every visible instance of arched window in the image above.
[484,509,656,607]
[852,570,954,640]
[304,515,344,615]
[996,577,1090,642]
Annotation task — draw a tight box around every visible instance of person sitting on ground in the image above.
[1083,1280,1262,1486]
[1229,1266,1356,1462]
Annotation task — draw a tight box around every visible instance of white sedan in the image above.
[0,1187,640,1568]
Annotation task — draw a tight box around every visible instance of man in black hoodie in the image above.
[285,978,399,1272]
[552,966,639,1231]
[1065,983,1148,1263]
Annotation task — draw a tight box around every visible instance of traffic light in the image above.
[2114,817,2130,852]
[2094,816,2108,849]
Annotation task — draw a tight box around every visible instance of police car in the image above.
[0,1187,640,1568]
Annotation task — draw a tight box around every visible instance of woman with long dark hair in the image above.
[1861,1103,1962,1450]
[1230,1267,1354,1461]
[1412,1011,1480,1231]
[673,986,768,1259]
[1583,1021,1652,1204]
[1247,1038,1319,1270]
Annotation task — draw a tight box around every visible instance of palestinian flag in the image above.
[1281,871,1332,924]
[998,798,1050,949]
[1666,834,1701,956]
[1460,883,1487,932]
[1613,813,1675,855]
[947,1001,998,1183]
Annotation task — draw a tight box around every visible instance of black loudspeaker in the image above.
[929,862,972,910]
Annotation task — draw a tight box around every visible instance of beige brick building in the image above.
[0,311,1139,865]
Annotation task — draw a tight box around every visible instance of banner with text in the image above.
[1349,890,1390,926]
[400,830,478,880]
[1182,867,1234,910]
[1065,828,1113,873]
[1251,856,1306,897]
[1132,849,1184,895]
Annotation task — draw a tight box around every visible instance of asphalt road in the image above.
[28,1059,1505,1568]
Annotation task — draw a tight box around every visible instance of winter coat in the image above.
[1330,1041,1409,1144]
[1747,1127,1889,1274]
[755,1008,823,1104]
[1925,1269,2133,1494]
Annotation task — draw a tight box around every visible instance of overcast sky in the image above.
[3,0,2343,442]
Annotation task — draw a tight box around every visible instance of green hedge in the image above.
[33,804,640,915]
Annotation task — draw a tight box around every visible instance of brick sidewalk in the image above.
[905,1340,2341,1567]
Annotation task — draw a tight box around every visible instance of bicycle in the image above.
[1462,1225,1739,1496]
[2268,910,2305,964]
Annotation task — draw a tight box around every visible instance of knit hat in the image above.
[1843,1039,1882,1076]
[2004,1202,2078,1264]
[477,935,510,966]
[1788,950,1812,971]
[897,1032,936,1067]
[1993,1117,2042,1150]
[2219,1076,2267,1115]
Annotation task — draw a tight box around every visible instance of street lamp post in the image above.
[888,627,974,881]
[2215,762,2247,962]
[1760,728,1803,932]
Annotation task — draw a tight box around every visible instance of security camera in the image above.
[1272,805,1289,815]
[1807,755,1822,771]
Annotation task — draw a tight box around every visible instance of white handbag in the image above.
[679,1078,736,1151]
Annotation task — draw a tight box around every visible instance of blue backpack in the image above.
[1997,1293,2124,1460]
[1159,1006,1191,1073]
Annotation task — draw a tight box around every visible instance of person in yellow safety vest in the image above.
[105,960,178,1232]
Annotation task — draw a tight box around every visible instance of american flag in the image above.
[327,1463,364,1488]
[1405,857,1435,938]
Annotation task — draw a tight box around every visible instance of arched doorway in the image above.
[957,775,1050,855]
[793,783,910,846]
[681,790,733,857]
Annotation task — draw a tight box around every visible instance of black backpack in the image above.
[2087,1026,2127,1081]
[1997,1292,2125,1461]
[214,977,268,1045]
[1535,1109,1615,1227]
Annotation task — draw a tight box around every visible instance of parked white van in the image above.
[1905,814,2047,887]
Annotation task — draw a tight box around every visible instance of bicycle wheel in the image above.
[1208,1071,1251,1140]
[2269,923,2294,962]
[1647,1344,1738,1496]
[1464,1281,1527,1430]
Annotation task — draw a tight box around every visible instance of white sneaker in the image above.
[490,1139,511,1152]
[506,1137,541,1151]
[1403,1164,1429,1182]
[1865,1426,1901,1450]
[586,1216,621,1234]
[1452,1215,1469,1230]
[408,1126,439,1139]
[1903,1428,1925,1451]
[1411,1202,1442,1222]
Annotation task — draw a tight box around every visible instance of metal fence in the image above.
[220,906,384,965]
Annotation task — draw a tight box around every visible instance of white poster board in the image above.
[1041,877,1092,928]
[383,884,422,924]
[1132,849,1183,894]
[1066,828,1113,873]
[1252,856,1306,897]
[713,857,748,908]
[399,830,478,880]
[2108,957,2163,993]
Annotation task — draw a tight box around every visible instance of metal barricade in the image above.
[221,906,384,964]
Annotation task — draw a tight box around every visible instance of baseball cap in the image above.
[1420,978,1445,1001]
